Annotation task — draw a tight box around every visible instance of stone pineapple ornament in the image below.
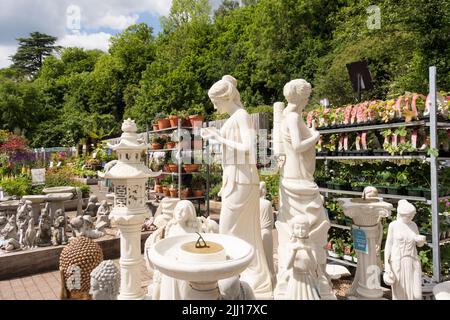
[59,236,103,299]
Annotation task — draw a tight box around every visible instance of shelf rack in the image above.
[145,119,210,216]
[316,67,448,283]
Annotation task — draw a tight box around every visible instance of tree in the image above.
[215,0,240,18]
[161,0,211,32]
[10,32,61,77]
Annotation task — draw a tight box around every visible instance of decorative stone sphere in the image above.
[59,236,103,299]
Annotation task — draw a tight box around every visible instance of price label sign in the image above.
[352,228,368,254]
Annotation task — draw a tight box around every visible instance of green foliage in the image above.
[0,176,32,196]
[11,32,61,77]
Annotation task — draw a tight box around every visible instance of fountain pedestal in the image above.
[338,197,392,299]
[45,193,73,221]
[149,233,254,300]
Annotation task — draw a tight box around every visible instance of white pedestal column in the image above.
[349,224,383,299]
[112,214,147,300]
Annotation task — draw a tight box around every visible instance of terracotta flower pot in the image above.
[169,188,178,198]
[157,118,170,130]
[181,117,191,127]
[152,124,159,131]
[181,189,192,198]
[167,164,178,173]
[162,187,170,197]
[165,141,177,149]
[189,115,204,127]
[193,189,204,197]
[154,185,163,194]
[151,143,163,150]
[183,164,200,173]
[169,115,179,128]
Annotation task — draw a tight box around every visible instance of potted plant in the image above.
[191,175,205,197]
[152,122,159,131]
[166,159,178,173]
[210,183,222,202]
[151,136,164,150]
[169,184,178,198]
[169,111,179,128]
[155,112,170,130]
[165,140,177,149]
[180,185,192,198]
[154,180,163,194]
[183,163,200,173]
[188,107,205,127]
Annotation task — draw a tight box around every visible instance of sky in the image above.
[0,0,224,69]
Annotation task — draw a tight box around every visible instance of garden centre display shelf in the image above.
[326,256,357,268]
[145,119,210,216]
[316,67,448,283]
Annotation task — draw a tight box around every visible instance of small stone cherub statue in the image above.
[384,200,426,300]
[218,276,255,300]
[95,200,110,232]
[89,260,120,300]
[52,209,68,246]
[285,215,321,300]
[36,209,53,247]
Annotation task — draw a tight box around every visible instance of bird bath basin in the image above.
[338,196,393,299]
[148,233,254,299]
[42,186,75,194]
[433,281,450,300]
[22,195,47,225]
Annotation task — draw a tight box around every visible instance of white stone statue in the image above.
[16,200,31,247]
[90,260,120,300]
[285,215,321,300]
[259,181,275,285]
[384,200,425,300]
[218,276,255,300]
[84,195,100,217]
[273,79,333,299]
[201,75,272,298]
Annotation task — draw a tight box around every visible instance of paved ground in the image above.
[0,257,152,300]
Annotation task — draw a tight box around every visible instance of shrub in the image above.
[0,176,32,197]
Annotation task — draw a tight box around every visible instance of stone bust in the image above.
[90,260,120,300]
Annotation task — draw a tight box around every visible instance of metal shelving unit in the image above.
[146,119,210,216]
[317,67,448,283]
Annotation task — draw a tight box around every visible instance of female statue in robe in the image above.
[384,200,425,300]
[274,79,334,299]
[201,75,272,298]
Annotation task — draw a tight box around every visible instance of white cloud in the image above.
[92,14,140,30]
[0,45,16,69]
[57,32,112,52]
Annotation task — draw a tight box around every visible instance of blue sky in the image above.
[0,0,224,68]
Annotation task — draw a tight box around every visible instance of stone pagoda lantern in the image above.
[99,118,161,300]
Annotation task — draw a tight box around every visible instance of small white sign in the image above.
[31,168,46,185]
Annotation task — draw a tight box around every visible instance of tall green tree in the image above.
[11,32,61,77]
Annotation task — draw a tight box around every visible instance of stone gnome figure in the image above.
[52,209,68,246]
[0,215,20,252]
[36,208,52,246]
[285,215,321,300]
[259,181,275,285]
[90,260,120,300]
[384,200,426,300]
